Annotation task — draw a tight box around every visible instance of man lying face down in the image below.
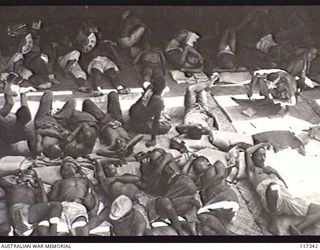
[48,157,99,236]
[245,143,320,235]
[176,73,220,140]
[82,91,143,160]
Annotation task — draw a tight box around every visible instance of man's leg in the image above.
[218,29,231,52]
[53,99,76,128]
[105,68,129,94]
[184,79,213,111]
[91,68,103,91]
[28,202,63,236]
[71,217,89,236]
[266,184,280,235]
[107,91,123,123]
[155,197,185,235]
[290,203,320,235]
[82,99,108,121]
[34,91,53,128]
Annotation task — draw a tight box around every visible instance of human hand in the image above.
[146,139,157,148]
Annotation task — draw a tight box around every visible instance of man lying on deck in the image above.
[34,91,74,159]
[176,73,219,140]
[138,148,200,235]
[133,43,167,91]
[48,157,100,236]
[245,143,320,235]
[247,69,297,117]
[0,168,62,236]
[287,46,319,89]
[63,107,98,158]
[187,156,239,235]
[0,81,35,156]
[165,30,204,75]
[83,91,143,159]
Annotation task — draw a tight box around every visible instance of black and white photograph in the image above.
[0,3,319,240]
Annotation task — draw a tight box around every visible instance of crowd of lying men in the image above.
[0,8,320,236]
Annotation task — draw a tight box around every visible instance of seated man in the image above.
[176,73,219,140]
[0,168,62,236]
[34,90,75,159]
[139,148,200,235]
[0,82,35,156]
[247,69,297,116]
[286,46,319,89]
[245,143,320,235]
[129,77,171,147]
[48,157,100,236]
[133,44,167,90]
[8,33,59,90]
[56,36,89,92]
[118,10,151,59]
[82,92,143,159]
[165,30,204,74]
[187,157,239,235]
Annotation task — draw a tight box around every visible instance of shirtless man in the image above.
[287,47,319,90]
[0,169,62,236]
[165,30,204,74]
[133,44,167,90]
[118,10,151,59]
[247,69,297,116]
[48,157,100,236]
[34,91,75,159]
[176,73,219,140]
[0,81,35,156]
[139,148,199,235]
[246,143,320,235]
[82,92,143,159]
[188,157,239,235]
[63,108,99,158]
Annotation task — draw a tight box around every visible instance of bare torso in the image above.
[249,166,279,189]
[7,185,36,207]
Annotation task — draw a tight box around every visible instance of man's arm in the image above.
[112,174,140,184]
[36,177,49,203]
[245,143,269,173]
[95,160,111,196]
[154,153,175,174]
[20,92,28,109]
[210,161,226,183]
[131,211,146,236]
[264,166,288,188]
[87,181,100,218]
[0,82,14,117]
[48,181,61,201]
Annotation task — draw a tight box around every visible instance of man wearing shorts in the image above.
[176,73,219,140]
[245,143,320,235]
[48,157,100,236]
